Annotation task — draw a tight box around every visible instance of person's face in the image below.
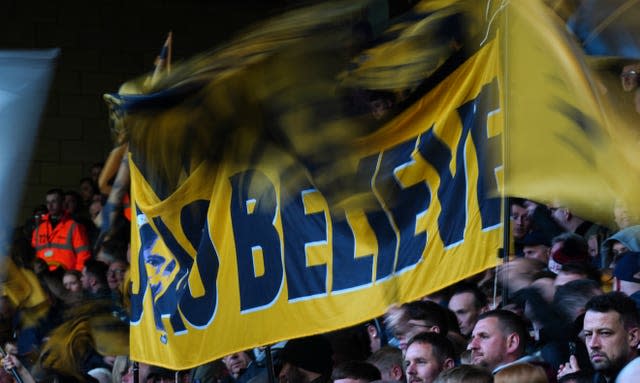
[448,292,481,337]
[523,244,550,263]
[510,205,530,239]
[91,165,102,182]
[583,310,639,374]
[79,180,95,202]
[549,206,569,227]
[395,320,436,352]
[468,317,510,371]
[222,352,251,378]
[63,274,81,293]
[81,267,93,290]
[63,194,78,214]
[620,65,639,92]
[405,342,450,383]
[614,201,639,230]
[279,363,308,383]
[612,242,630,259]
[108,261,127,290]
[46,193,63,216]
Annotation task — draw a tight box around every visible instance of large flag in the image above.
[113,0,640,370]
[118,22,503,368]
[502,0,640,225]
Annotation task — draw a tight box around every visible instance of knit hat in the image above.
[281,335,333,375]
[613,252,640,283]
[548,241,590,274]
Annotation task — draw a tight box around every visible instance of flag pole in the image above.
[265,345,276,383]
[0,346,24,383]
[133,361,139,383]
[499,1,511,307]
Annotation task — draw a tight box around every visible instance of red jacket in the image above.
[31,214,91,271]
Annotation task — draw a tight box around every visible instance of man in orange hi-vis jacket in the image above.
[32,188,91,271]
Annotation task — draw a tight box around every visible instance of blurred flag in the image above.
[0,258,49,326]
[39,301,129,380]
[501,0,640,226]
[0,49,58,248]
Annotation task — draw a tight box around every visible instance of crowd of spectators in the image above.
[1,154,640,383]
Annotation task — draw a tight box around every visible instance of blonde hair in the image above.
[494,363,547,383]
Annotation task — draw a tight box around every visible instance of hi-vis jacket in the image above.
[31,214,91,271]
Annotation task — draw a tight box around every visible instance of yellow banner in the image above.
[129,39,502,369]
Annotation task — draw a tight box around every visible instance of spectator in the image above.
[31,188,91,272]
[468,310,530,373]
[385,301,449,351]
[367,346,404,383]
[558,292,640,382]
[510,199,532,241]
[279,335,333,383]
[448,283,488,338]
[548,233,591,275]
[554,263,601,288]
[601,225,640,268]
[62,270,83,293]
[612,252,640,310]
[493,363,549,383]
[81,259,111,298]
[521,231,552,264]
[331,361,380,383]
[404,332,455,383]
[548,206,609,261]
[107,259,128,293]
[494,363,547,383]
[613,198,640,231]
[221,351,262,383]
[79,177,99,210]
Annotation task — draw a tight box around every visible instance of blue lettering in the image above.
[229,170,284,313]
[375,139,430,272]
[359,154,397,281]
[460,80,502,229]
[281,188,328,300]
[332,217,374,292]
[418,127,467,247]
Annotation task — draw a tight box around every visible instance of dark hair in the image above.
[553,279,602,323]
[451,282,488,309]
[83,259,108,287]
[331,361,381,382]
[477,310,529,354]
[46,188,64,198]
[367,346,402,374]
[558,370,593,383]
[552,232,589,258]
[585,292,640,329]
[403,300,449,334]
[406,332,455,364]
[559,262,602,286]
[511,198,527,208]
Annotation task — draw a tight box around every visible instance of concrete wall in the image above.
[1,0,306,224]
